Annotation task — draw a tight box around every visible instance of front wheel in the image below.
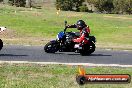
[44,41,59,53]
[0,39,3,50]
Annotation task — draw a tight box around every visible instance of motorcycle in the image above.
[44,21,96,56]
[0,27,6,51]
[0,39,3,50]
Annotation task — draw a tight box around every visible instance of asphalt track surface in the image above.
[0,45,132,66]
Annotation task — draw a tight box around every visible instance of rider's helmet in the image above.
[76,20,86,30]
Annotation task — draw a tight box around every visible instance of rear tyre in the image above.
[44,41,59,53]
[0,39,3,50]
[89,44,95,54]
[80,43,95,56]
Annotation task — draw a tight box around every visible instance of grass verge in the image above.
[0,4,132,50]
[0,63,132,88]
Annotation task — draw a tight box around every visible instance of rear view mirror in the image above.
[65,20,67,26]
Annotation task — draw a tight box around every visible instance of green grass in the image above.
[0,63,132,88]
[0,4,132,48]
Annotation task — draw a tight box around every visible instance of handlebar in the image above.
[65,21,67,27]
[64,27,67,34]
[64,20,68,34]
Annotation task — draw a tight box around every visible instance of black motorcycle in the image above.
[0,27,5,51]
[44,21,96,55]
[0,39,3,50]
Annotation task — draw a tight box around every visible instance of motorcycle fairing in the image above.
[58,31,65,39]
[50,40,58,43]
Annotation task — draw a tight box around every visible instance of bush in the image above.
[94,0,114,13]
[55,0,84,11]
[79,5,88,12]
[8,0,26,7]
[55,0,73,11]
[0,0,3,2]
[87,0,132,14]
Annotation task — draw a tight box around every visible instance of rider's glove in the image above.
[66,25,70,28]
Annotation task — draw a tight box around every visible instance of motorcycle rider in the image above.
[66,20,91,44]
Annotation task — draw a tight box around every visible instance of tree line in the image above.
[1,0,42,8]
[55,0,85,12]
[56,0,132,14]
[0,0,131,14]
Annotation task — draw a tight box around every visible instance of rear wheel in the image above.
[44,41,59,53]
[0,39,3,50]
[89,44,95,54]
[80,43,95,56]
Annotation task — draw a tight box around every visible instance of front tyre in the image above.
[0,39,3,50]
[44,41,59,53]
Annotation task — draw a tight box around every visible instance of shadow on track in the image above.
[0,54,28,57]
[90,54,112,56]
[48,52,112,56]
[66,53,112,56]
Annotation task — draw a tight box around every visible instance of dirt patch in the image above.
[63,12,84,17]
[1,37,52,45]
[20,10,43,17]
[128,26,132,28]
[0,29,18,38]
[104,16,132,20]
[0,28,53,45]
[68,14,83,17]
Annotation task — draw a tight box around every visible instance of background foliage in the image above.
[55,0,132,14]
[0,0,131,14]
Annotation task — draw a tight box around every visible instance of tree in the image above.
[87,0,98,4]
[0,0,3,2]
[94,0,105,12]
[25,0,31,8]
[73,0,85,12]
[94,0,114,13]
[79,4,88,12]
[8,0,26,7]
[113,0,126,14]
[103,0,114,13]
[55,0,85,11]
[55,0,73,11]
[124,0,132,14]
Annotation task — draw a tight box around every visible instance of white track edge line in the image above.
[0,61,132,67]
